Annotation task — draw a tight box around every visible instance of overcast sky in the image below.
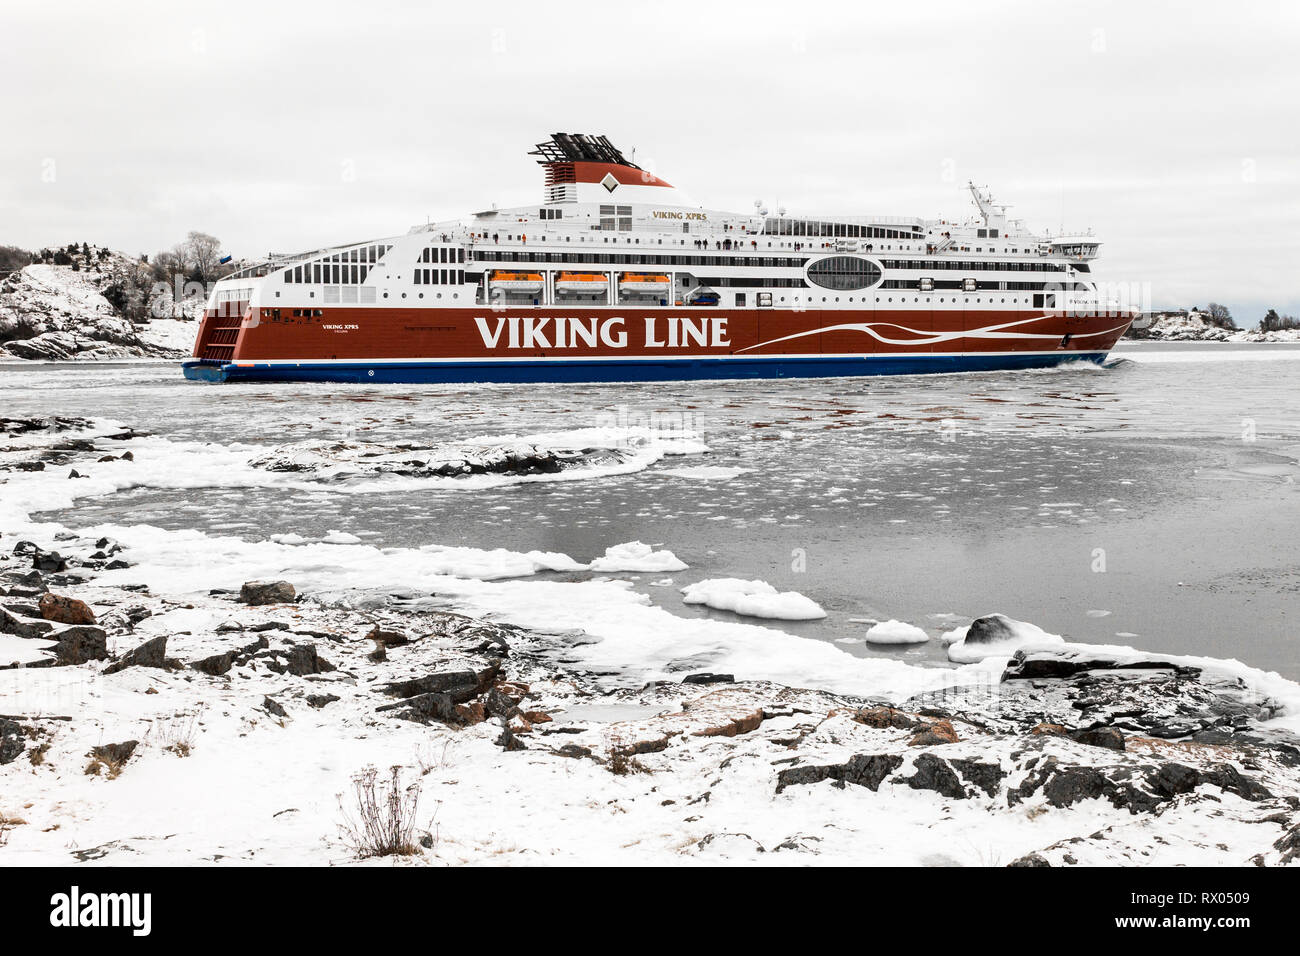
[3,0,1297,319]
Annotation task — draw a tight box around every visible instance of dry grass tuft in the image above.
[605,733,651,776]
[338,765,423,858]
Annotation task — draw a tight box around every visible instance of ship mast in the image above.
[967,182,1010,233]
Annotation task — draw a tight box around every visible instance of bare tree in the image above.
[1205,302,1235,330]
[182,231,222,283]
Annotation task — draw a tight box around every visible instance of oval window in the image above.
[807,256,882,291]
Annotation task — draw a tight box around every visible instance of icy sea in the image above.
[4,340,1299,679]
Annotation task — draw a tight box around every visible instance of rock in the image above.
[521,710,552,724]
[1069,726,1126,752]
[1002,648,1195,682]
[50,625,108,664]
[1275,823,1300,864]
[904,752,969,799]
[964,614,1020,646]
[89,740,138,768]
[191,651,234,676]
[948,757,1007,797]
[0,606,55,638]
[376,692,457,723]
[306,694,340,709]
[365,625,409,647]
[496,723,527,751]
[682,672,734,685]
[264,643,335,676]
[1008,852,1052,867]
[484,681,529,718]
[0,718,26,765]
[263,696,288,718]
[378,669,490,704]
[909,718,959,746]
[1031,722,1068,737]
[31,549,66,573]
[239,580,296,606]
[103,635,168,674]
[776,753,904,793]
[853,705,918,730]
[38,592,97,625]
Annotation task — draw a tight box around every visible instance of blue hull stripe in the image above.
[182,352,1110,384]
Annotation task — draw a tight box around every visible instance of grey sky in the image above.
[3,0,1297,320]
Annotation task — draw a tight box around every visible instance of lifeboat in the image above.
[618,272,670,294]
[489,270,544,293]
[554,272,609,293]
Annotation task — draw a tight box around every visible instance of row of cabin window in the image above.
[880,279,1091,292]
[882,259,1067,272]
[414,269,465,285]
[285,263,372,284]
[477,251,811,267]
[538,208,565,220]
[419,247,467,264]
[763,218,919,239]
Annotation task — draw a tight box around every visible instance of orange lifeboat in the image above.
[489,270,544,293]
[618,272,670,294]
[554,272,609,293]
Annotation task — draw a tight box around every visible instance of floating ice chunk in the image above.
[680,578,827,621]
[589,541,688,572]
[270,532,309,545]
[863,620,930,645]
[321,530,362,544]
[945,613,1064,663]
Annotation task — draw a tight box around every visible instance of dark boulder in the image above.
[103,635,168,674]
[262,696,288,718]
[775,753,903,793]
[1008,852,1051,867]
[0,718,25,765]
[0,606,55,638]
[191,651,234,676]
[239,580,296,606]
[1069,726,1126,752]
[904,752,968,799]
[682,672,734,685]
[51,625,108,665]
[378,669,488,704]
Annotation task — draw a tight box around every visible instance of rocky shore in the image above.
[0,262,195,361]
[2,416,1299,865]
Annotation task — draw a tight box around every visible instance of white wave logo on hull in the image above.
[737,317,1133,352]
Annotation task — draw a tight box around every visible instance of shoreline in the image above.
[3,415,1300,865]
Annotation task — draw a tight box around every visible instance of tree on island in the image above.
[1205,302,1236,330]
[1261,309,1300,332]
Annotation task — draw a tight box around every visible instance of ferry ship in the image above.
[183,133,1134,384]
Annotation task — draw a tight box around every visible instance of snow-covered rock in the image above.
[944,613,1065,663]
[0,257,195,360]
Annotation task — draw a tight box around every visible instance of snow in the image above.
[680,578,827,622]
[0,633,57,666]
[863,620,930,645]
[588,541,687,572]
[4,415,1300,866]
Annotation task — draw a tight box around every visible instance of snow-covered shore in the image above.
[0,261,196,361]
[2,416,1299,866]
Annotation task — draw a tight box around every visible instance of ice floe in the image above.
[680,578,827,621]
